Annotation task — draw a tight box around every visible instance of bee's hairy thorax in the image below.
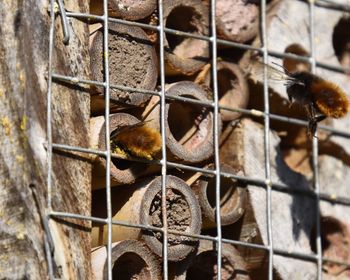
[286,72,317,106]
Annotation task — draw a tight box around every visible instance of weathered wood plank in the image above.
[318,155,350,279]
[0,0,91,279]
[220,118,317,279]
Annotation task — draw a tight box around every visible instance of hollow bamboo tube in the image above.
[187,163,247,229]
[215,0,259,43]
[89,22,157,112]
[91,240,161,280]
[283,44,311,73]
[91,175,202,261]
[186,240,251,280]
[90,113,159,189]
[163,0,210,75]
[142,81,221,163]
[195,62,249,122]
[90,0,157,21]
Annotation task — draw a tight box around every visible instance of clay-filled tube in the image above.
[90,0,156,21]
[185,163,247,229]
[89,22,157,112]
[91,175,202,261]
[195,62,249,121]
[163,0,210,75]
[90,113,161,189]
[215,0,259,43]
[186,240,251,280]
[142,81,221,163]
[91,240,161,280]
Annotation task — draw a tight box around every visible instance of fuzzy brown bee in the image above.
[110,121,162,160]
[255,62,350,136]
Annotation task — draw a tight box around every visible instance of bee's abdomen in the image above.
[310,80,350,118]
[115,126,162,159]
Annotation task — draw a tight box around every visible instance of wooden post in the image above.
[0,1,91,279]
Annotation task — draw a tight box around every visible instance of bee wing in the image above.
[251,61,296,84]
[110,120,152,139]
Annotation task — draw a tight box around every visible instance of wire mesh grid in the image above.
[46,0,350,279]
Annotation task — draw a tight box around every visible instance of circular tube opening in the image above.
[111,158,133,170]
[202,62,247,121]
[283,43,310,73]
[113,252,150,280]
[165,6,207,59]
[333,16,350,68]
[90,24,156,106]
[206,176,239,215]
[96,113,153,187]
[110,129,137,170]
[108,0,156,20]
[149,188,191,245]
[108,30,152,99]
[140,175,201,261]
[168,97,211,151]
[217,68,236,100]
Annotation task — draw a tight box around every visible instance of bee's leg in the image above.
[308,120,318,138]
[287,92,294,106]
[315,114,326,123]
[288,99,295,109]
[306,115,326,138]
[305,104,318,138]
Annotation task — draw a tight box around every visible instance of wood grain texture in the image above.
[318,155,350,279]
[0,0,91,279]
[220,119,317,279]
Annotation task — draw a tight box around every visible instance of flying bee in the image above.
[253,62,350,137]
[110,120,162,160]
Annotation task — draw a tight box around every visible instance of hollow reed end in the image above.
[215,0,259,43]
[92,175,202,261]
[140,176,202,261]
[165,82,220,162]
[195,61,249,121]
[163,0,210,75]
[91,240,161,280]
[91,178,152,247]
[89,22,157,110]
[90,0,157,21]
[90,113,155,189]
[190,163,247,228]
[142,81,221,163]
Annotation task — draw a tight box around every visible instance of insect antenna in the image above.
[271,61,293,76]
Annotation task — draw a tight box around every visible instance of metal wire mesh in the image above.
[46,0,350,279]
